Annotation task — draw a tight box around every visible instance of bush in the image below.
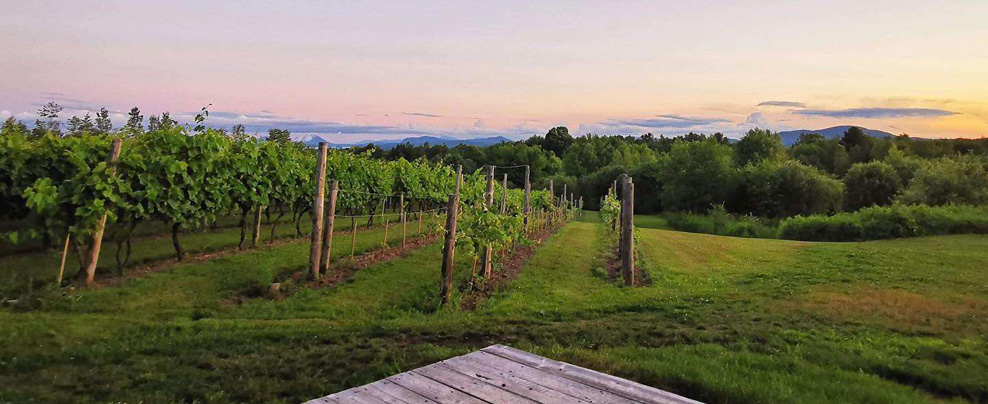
[779,204,988,241]
[663,205,778,239]
[659,139,737,213]
[898,155,988,206]
[731,160,843,217]
[843,161,901,211]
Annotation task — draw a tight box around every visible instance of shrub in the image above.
[898,155,988,206]
[779,204,988,241]
[843,161,901,211]
[663,205,778,239]
[732,160,843,217]
[659,139,737,213]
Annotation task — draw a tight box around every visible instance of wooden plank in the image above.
[467,352,638,404]
[482,345,702,404]
[331,385,387,403]
[413,362,538,404]
[303,395,341,404]
[443,354,594,404]
[373,379,440,404]
[364,383,409,403]
[388,371,488,404]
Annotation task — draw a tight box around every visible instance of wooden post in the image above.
[523,166,531,232]
[251,205,263,247]
[549,179,554,209]
[81,138,122,286]
[482,165,495,279]
[500,174,508,214]
[309,142,328,280]
[562,184,567,208]
[56,232,70,286]
[417,209,424,234]
[383,218,389,245]
[350,215,357,258]
[439,165,462,306]
[400,194,406,248]
[620,175,635,286]
[320,180,338,273]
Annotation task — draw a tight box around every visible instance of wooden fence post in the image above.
[81,138,122,286]
[350,215,357,258]
[620,175,635,286]
[320,180,338,274]
[440,165,463,306]
[309,142,328,280]
[523,166,531,232]
[251,205,263,247]
[400,194,406,248]
[500,174,508,214]
[482,165,495,279]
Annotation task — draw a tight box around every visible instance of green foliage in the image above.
[843,161,902,211]
[599,188,620,231]
[732,160,843,217]
[898,155,988,206]
[561,134,656,177]
[734,128,785,166]
[789,133,851,176]
[779,204,988,241]
[662,205,779,238]
[659,138,737,213]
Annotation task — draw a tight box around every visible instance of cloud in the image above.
[794,107,959,119]
[403,112,443,118]
[604,114,731,130]
[757,101,806,108]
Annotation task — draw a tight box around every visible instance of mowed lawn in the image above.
[1,215,987,403]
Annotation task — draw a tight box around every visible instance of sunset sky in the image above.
[2,0,986,142]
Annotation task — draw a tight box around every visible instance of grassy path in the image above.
[1,212,424,300]
[1,218,987,403]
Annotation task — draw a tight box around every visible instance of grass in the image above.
[0,212,414,301]
[1,214,987,403]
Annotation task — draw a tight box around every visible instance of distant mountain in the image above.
[305,135,512,149]
[777,126,894,146]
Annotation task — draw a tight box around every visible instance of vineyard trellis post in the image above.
[251,205,263,247]
[320,180,338,274]
[350,215,357,258]
[81,138,122,286]
[523,166,531,232]
[417,209,423,234]
[500,174,508,214]
[309,142,328,280]
[549,179,554,206]
[562,184,567,208]
[400,193,406,248]
[620,175,635,286]
[482,165,495,279]
[440,165,463,306]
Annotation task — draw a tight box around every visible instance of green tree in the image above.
[66,113,96,136]
[732,160,843,217]
[232,124,246,137]
[734,128,785,166]
[542,126,573,157]
[659,138,738,212]
[267,128,291,143]
[33,101,63,137]
[95,107,113,134]
[898,155,988,206]
[124,107,144,134]
[843,161,902,211]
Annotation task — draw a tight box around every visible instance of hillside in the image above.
[305,135,513,149]
[777,126,895,145]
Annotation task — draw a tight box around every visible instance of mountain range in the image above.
[305,135,513,149]
[776,126,895,146]
[303,126,897,149]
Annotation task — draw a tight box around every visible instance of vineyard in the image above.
[0,125,576,303]
[3,126,988,404]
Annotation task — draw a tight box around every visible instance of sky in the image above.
[2,0,987,142]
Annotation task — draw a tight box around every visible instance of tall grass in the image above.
[661,205,779,239]
[779,204,988,241]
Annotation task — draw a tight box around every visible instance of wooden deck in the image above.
[305,344,702,404]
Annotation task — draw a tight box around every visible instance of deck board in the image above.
[304,345,702,404]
